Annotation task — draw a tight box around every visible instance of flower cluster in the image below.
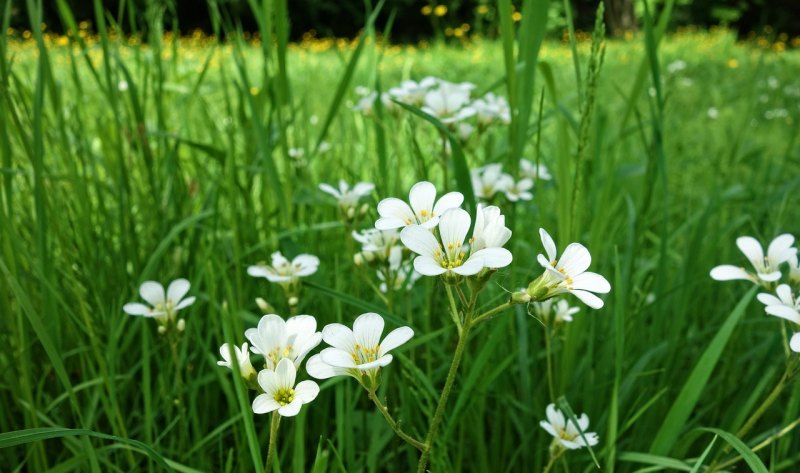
[712,234,800,352]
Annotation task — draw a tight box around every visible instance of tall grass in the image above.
[1,0,800,471]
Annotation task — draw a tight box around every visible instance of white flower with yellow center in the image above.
[504,178,533,202]
[388,77,437,106]
[252,358,319,417]
[540,404,599,450]
[422,81,476,124]
[471,92,511,126]
[218,342,258,381]
[123,278,195,321]
[378,251,421,293]
[319,180,374,209]
[529,228,611,309]
[247,252,319,284]
[471,164,513,200]
[757,284,800,351]
[375,181,464,230]
[400,208,512,276]
[532,299,580,324]
[710,234,796,284]
[305,313,413,382]
[353,228,401,262]
[245,314,322,371]
[519,159,552,181]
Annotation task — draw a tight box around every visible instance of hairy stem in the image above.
[368,389,426,451]
[265,412,281,473]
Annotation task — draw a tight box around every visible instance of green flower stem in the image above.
[444,284,463,334]
[542,444,566,473]
[717,416,800,470]
[544,325,556,402]
[367,389,426,451]
[264,412,281,473]
[416,319,473,473]
[472,301,514,324]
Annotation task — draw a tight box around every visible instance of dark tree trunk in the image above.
[605,0,637,37]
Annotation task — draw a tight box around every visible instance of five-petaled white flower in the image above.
[252,358,319,417]
[540,403,599,450]
[248,252,320,284]
[519,159,552,181]
[123,278,196,320]
[504,178,534,202]
[471,164,513,200]
[218,342,258,380]
[529,228,611,309]
[471,92,511,126]
[532,299,580,324]
[388,77,437,106]
[422,80,476,124]
[319,180,375,209]
[375,181,464,230]
[401,208,513,276]
[306,313,413,383]
[353,228,401,262]
[245,314,323,371]
[710,234,796,284]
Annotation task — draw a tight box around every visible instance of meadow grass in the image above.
[1,2,800,472]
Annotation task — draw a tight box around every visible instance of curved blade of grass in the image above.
[695,427,768,473]
[0,427,173,471]
[617,452,691,471]
[688,434,717,473]
[649,287,757,455]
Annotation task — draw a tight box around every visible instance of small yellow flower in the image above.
[512,11,522,22]
[250,86,259,96]
[477,5,489,15]
[726,58,739,69]
[421,5,432,16]
[434,5,448,17]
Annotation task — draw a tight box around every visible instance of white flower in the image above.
[457,122,475,142]
[248,252,320,284]
[218,342,257,380]
[710,234,796,284]
[118,80,129,92]
[530,228,611,309]
[353,228,400,260]
[379,252,421,293]
[319,180,375,209]
[504,178,534,202]
[540,404,599,450]
[387,77,437,106]
[375,181,464,230]
[519,159,552,181]
[471,204,512,252]
[422,81,476,124]
[400,207,512,276]
[123,279,196,320]
[532,299,580,324]
[666,59,687,74]
[353,91,393,116]
[288,148,305,159]
[757,284,800,324]
[471,164,513,200]
[471,92,511,126]
[252,358,319,417]
[306,313,413,381]
[788,254,800,284]
[245,314,322,370]
[707,107,720,119]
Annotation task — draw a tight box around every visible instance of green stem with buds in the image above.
[265,412,281,473]
[367,389,426,451]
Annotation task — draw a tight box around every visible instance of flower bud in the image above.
[511,291,531,304]
[255,297,274,313]
[354,253,364,266]
[359,203,370,215]
[363,251,375,263]
[346,207,356,219]
[288,296,299,307]
[176,318,186,332]
[158,325,167,335]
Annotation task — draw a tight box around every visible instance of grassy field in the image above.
[2,2,800,472]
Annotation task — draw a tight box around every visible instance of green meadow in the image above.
[2,2,800,472]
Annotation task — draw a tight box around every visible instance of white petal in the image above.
[247,265,271,279]
[275,358,296,388]
[571,290,604,309]
[545,404,565,429]
[570,272,611,294]
[257,369,280,396]
[558,243,592,276]
[278,399,303,417]
[356,354,393,370]
[377,198,415,227]
[400,225,441,258]
[252,394,281,414]
[321,347,357,368]
[776,285,794,305]
[322,323,356,352]
[139,281,165,307]
[451,257,485,276]
[539,420,559,439]
[709,265,752,281]
[736,236,764,266]
[294,380,320,403]
[352,182,375,196]
[767,234,796,263]
[353,313,385,348]
[790,333,800,353]
[432,191,465,215]
[166,279,191,305]
[539,228,557,262]
[438,209,470,257]
[471,247,512,269]
[409,181,437,216]
[306,354,348,379]
[413,256,448,276]
[319,183,341,198]
[757,293,783,307]
[293,255,320,276]
[765,306,800,324]
[123,303,154,316]
[174,296,196,310]
[756,271,783,282]
[379,326,414,356]
[537,254,552,270]
[286,315,318,337]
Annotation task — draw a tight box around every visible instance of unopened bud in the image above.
[359,203,369,215]
[354,253,365,266]
[157,325,167,335]
[346,207,356,219]
[288,296,299,307]
[363,251,375,263]
[511,291,531,304]
[176,318,186,332]
[255,297,274,313]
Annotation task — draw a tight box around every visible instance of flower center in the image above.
[273,387,295,406]
[267,345,294,365]
[351,343,381,364]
